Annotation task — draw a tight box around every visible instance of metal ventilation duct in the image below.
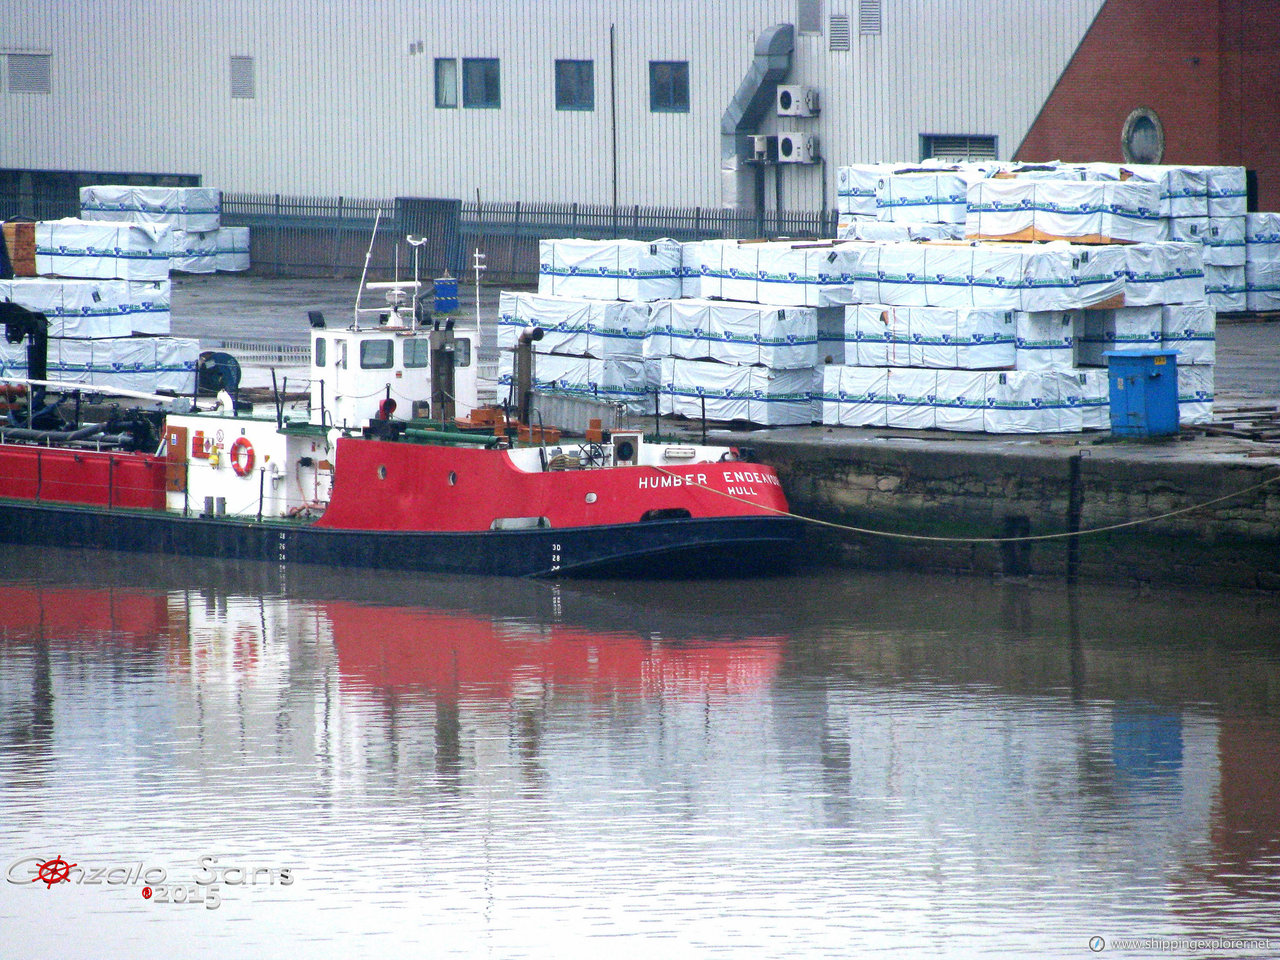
[720,23,794,218]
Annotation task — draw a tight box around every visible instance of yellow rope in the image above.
[654,465,1280,544]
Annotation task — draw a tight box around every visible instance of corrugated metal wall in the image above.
[0,0,1103,209]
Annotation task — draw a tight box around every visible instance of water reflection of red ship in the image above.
[325,601,783,701]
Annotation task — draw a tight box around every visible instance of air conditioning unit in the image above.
[750,134,778,163]
[776,85,819,117]
[777,133,820,164]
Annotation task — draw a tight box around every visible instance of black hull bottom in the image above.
[0,500,804,578]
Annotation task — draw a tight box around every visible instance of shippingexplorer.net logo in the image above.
[7,854,293,910]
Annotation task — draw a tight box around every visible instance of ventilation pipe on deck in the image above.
[720,23,794,227]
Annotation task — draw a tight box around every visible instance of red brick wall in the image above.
[1015,0,1280,209]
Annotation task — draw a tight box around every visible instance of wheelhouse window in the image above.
[314,337,326,367]
[463,58,500,108]
[555,59,594,111]
[360,340,394,369]
[404,339,430,368]
[649,61,689,113]
[434,58,458,108]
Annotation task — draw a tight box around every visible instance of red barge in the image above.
[0,286,802,578]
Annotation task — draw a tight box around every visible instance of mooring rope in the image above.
[653,464,1280,544]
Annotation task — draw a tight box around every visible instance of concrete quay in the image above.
[172,274,1280,591]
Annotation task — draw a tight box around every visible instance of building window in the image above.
[555,59,594,111]
[859,0,883,35]
[921,134,997,162]
[7,53,51,94]
[230,56,255,99]
[829,14,851,50]
[435,58,458,108]
[797,0,823,34]
[463,58,500,109]
[649,61,689,113]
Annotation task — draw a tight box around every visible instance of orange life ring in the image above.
[229,436,255,477]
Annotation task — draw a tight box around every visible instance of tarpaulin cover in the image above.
[80,185,222,232]
[1160,302,1216,364]
[538,238,682,301]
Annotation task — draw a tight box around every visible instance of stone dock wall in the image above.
[747,436,1280,591]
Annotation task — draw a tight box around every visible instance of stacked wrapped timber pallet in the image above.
[825,159,1226,431]
[0,188,229,395]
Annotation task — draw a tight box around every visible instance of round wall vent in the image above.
[1121,107,1164,164]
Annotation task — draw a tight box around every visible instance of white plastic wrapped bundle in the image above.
[215,227,251,272]
[1123,243,1205,305]
[844,304,910,367]
[531,352,599,399]
[1014,311,1077,370]
[840,219,965,242]
[876,172,971,224]
[1167,217,1209,243]
[170,230,218,274]
[1244,213,1280,311]
[966,179,1162,242]
[1160,302,1215,364]
[1077,306,1163,366]
[933,369,988,431]
[872,243,930,307]
[1122,165,1209,218]
[908,306,1016,369]
[155,337,199,393]
[691,239,735,299]
[968,244,1029,311]
[4,278,130,339]
[756,243,813,306]
[1204,166,1247,218]
[0,338,27,379]
[597,358,650,413]
[80,185,221,232]
[124,279,171,335]
[720,242,760,303]
[1177,363,1214,425]
[35,218,172,281]
[537,238,682,301]
[1047,370,1087,433]
[836,164,885,217]
[498,292,649,359]
[46,337,157,394]
[1016,243,1086,312]
[1204,264,1246,313]
[885,368,938,429]
[1073,368,1110,430]
[658,357,812,425]
[680,240,709,298]
[1074,244,1128,306]
[648,299,816,368]
[818,364,843,425]
[1203,216,1246,267]
[983,370,1061,434]
[825,365,889,427]
[920,243,976,308]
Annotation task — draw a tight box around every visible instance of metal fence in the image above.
[0,177,838,284]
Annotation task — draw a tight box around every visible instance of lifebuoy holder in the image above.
[229,436,255,477]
